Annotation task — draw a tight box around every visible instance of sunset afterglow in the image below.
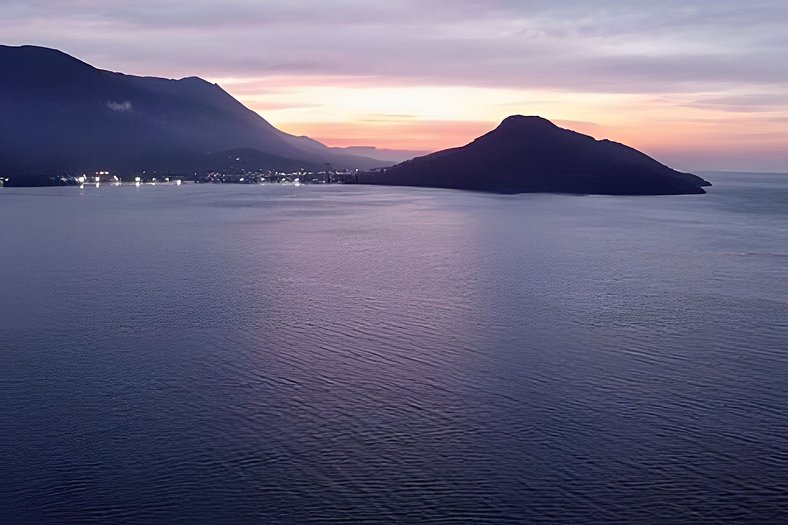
[4,0,787,170]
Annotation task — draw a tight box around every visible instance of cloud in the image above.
[106,100,133,112]
[681,94,788,113]
[2,0,787,92]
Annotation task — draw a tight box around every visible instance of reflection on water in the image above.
[1,173,787,522]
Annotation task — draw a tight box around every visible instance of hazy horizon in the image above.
[3,1,787,172]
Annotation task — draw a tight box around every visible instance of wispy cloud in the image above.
[681,94,788,112]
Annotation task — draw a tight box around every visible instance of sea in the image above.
[1,172,786,523]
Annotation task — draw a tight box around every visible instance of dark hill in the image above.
[0,45,381,180]
[358,116,710,195]
[137,148,325,174]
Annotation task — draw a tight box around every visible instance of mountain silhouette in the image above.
[0,45,381,180]
[359,116,711,195]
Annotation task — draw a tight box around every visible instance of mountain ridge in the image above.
[0,44,383,179]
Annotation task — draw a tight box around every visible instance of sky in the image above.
[3,0,788,171]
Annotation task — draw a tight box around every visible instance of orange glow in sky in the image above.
[213,76,788,171]
[4,0,787,171]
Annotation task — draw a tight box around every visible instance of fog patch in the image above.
[107,100,133,112]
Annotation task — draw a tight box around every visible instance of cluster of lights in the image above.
[70,173,185,188]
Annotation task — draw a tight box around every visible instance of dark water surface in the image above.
[1,173,787,523]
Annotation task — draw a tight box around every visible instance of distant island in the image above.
[358,116,711,195]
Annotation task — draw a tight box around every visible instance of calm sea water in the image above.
[1,173,787,523]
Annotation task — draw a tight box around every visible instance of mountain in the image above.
[0,45,383,180]
[358,116,711,195]
[337,146,431,163]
